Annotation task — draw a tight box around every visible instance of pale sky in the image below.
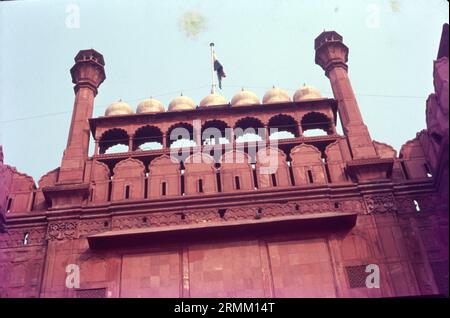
[0,0,448,182]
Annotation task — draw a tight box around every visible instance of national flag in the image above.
[213,53,226,89]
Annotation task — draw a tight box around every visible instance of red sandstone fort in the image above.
[0,26,448,298]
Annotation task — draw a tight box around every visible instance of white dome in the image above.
[199,93,228,107]
[168,95,196,111]
[293,85,322,102]
[105,101,133,116]
[262,86,291,104]
[136,98,165,113]
[231,89,260,107]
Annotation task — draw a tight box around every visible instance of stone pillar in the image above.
[94,140,99,156]
[163,133,167,148]
[264,124,270,144]
[298,124,303,137]
[128,136,133,152]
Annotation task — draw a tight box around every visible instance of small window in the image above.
[30,191,36,212]
[107,180,112,202]
[400,161,410,180]
[414,200,421,212]
[6,197,12,213]
[307,170,314,183]
[198,179,203,193]
[235,176,241,190]
[161,182,167,196]
[424,164,433,178]
[216,172,222,192]
[271,174,277,187]
[125,185,130,199]
[218,209,226,218]
[23,232,29,245]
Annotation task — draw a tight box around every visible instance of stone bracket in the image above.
[346,158,394,182]
[42,183,90,209]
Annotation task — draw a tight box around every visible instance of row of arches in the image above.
[97,112,336,154]
[89,143,349,203]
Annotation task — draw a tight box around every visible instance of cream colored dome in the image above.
[136,98,165,113]
[231,89,260,107]
[105,101,133,116]
[199,93,228,107]
[168,95,196,111]
[293,85,322,102]
[262,86,291,104]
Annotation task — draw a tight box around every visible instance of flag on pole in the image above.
[213,52,226,89]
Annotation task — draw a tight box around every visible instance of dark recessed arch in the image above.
[167,122,195,148]
[301,112,333,136]
[268,114,299,140]
[99,128,129,154]
[234,117,265,143]
[202,120,231,145]
[133,125,163,151]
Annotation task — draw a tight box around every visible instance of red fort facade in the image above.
[0,27,448,298]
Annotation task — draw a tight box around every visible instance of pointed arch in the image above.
[99,128,130,154]
[234,117,265,143]
[290,144,327,185]
[184,153,217,195]
[112,158,145,201]
[220,150,254,191]
[300,111,334,136]
[325,141,348,183]
[148,155,181,198]
[256,147,291,188]
[201,120,231,145]
[399,134,431,179]
[33,168,59,211]
[90,161,111,203]
[268,114,299,140]
[167,122,195,148]
[133,125,163,151]
[373,141,397,159]
[7,171,36,213]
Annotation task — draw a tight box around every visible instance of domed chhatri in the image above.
[199,93,228,107]
[231,88,261,107]
[136,98,165,114]
[293,85,322,102]
[168,94,196,111]
[105,100,133,116]
[262,86,291,104]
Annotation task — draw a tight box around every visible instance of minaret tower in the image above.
[58,49,106,183]
[315,31,393,180]
[314,31,378,159]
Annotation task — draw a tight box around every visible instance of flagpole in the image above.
[210,42,216,94]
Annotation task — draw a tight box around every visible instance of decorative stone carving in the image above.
[109,199,359,233]
[112,215,152,230]
[0,227,46,248]
[333,199,365,214]
[364,193,397,214]
[78,219,111,237]
[47,222,78,241]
